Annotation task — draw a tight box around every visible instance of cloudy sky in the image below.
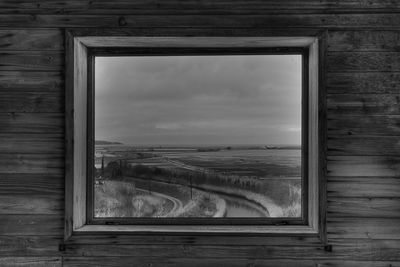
[95,54,302,146]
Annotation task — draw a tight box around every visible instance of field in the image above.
[94,144,302,218]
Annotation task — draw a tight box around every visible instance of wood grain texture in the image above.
[327,73,400,94]
[328,197,400,218]
[327,52,400,72]
[62,258,400,267]
[0,92,63,113]
[60,240,400,260]
[1,0,400,15]
[0,113,64,133]
[328,177,400,198]
[0,14,400,28]
[0,236,61,256]
[327,136,400,156]
[0,154,63,174]
[0,52,63,71]
[0,71,63,92]
[61,258,400,267]
[328,94,400,115]
[0,29,63,51]
[0,134,63,154]
[0,174,63,215]
[328,30,400,52]
[327,156,400,177]
[327,217,400,239]
[327,115,400,136]
[0,215,63,235]
[0,257,61,267]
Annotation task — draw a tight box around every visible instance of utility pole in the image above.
[101,155,104,176]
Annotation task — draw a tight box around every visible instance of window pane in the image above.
[94,55,302,218]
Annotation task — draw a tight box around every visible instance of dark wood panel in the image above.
[328,239,400,261]
[327,156,400,177]
[0,134,63,154]
[0,257,61,267]
[0,154,64,174]
[327,94,400,115]
[0,52,63,71]
[66,235,322,247]
[0,215,63,235]
[0,14,400,28]
[0,174,63,215]
[0,113,64,133]
[0,92,63,113]
[328,30,400,52]
[0,194,63,215]
[327,52,400,72]
[0,71,63,92]
[327,115,400,136]
[0,236,61,256]
[328,177,400,198]
[61,240,400,260]
[62,257,400,267]
[1,0,400,14]
[0,29,63,51]
[327,136,400,156]
[327,73,400,94]
[61,244,329,259]
[328,197,400,218]
[327,217,400,239]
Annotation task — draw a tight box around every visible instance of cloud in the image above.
[95,55,302,145]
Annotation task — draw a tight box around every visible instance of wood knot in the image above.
[118,16,127,26]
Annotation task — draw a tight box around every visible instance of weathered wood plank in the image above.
[0,257,61,267]
[327,52,400,72]
[0,113,64,133]
[0,52,63,71]
[60,240,400,260]
[328,239,400,261]
[1,0,400,14]
[327,136,400,156]
[0,236,61,256]
[63,257,400,267]
[0,71,63,92]
[0,92,63,113]
[327,156,400,177]
[0,174,63,214]
[0,194,63,215]
[0,215,63,235]
[328,197,400,218]
[328,30,400,52]
[0,134,63,154]
[0,29,63,51]
[0,154,64,174]
[328,177,400,198]
[327,217,400,239]
[327,94,400,115]
[0,14,400,28]
[327,73,400,94]
[327,115,400,136]
[66,235,323,247]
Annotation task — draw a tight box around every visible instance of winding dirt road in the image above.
[136,188,183,217]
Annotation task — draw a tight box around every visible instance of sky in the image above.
[95,55,302,146]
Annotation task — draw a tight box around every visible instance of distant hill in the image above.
[95,140,123,145]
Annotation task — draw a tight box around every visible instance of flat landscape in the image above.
[94,143,302,218]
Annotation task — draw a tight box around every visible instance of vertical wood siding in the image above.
[0,1,400,266]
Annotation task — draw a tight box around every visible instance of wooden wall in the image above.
[1,1,400,266]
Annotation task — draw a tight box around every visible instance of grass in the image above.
[94,180,172,217]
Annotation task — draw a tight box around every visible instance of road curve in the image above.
[136,187,183,217]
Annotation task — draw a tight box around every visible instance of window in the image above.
[65,32,323,239]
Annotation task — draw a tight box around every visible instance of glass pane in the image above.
[94,55,302,218]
